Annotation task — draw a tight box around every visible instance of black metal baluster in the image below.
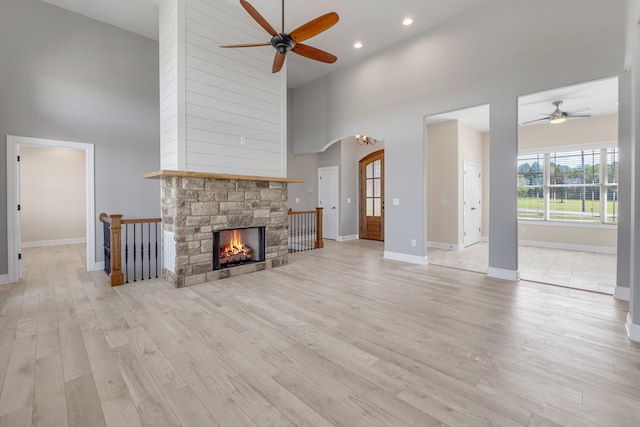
[155,223,159,278]
[307,213,311,251]
[308,213,312,251]
[133,223,137,282]
[125,224,129,283]
[147,222,151,279]
[103,221,111,275]
[299,214,302,252]
[140,222,145,281]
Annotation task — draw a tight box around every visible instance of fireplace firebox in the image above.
[213,227,265,270]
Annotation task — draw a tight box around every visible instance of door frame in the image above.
[6,136,97,284]
[318,166,339,240]
[463,160,482,247]
[359,149,385,241]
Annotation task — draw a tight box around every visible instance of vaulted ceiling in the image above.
[38,0,620,125]
[39,0,494,88]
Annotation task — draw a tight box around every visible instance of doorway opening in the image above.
[517,77,619,294]
[6,136,96,283]
[425,104,490,274]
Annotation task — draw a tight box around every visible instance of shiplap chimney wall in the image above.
[159,0,287,176]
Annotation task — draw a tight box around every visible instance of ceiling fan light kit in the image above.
[220,0,339,73]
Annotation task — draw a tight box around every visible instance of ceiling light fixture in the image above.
[354,41,363,49]
[549,116,566,125]
[355,135,376,145]
[402,18,413,26]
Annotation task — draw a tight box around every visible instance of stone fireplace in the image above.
[144,170,303,287]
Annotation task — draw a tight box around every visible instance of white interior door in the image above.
[464,160,482,247]
[318,166,339,240]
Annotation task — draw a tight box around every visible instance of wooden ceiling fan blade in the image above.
[292,43,337,63]
[289,12,339,43]
[240,0,278,36]
[220,43,271,48]
[272,52,286,73]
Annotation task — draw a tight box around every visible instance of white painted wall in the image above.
[20,146,86,245]
[160,0,286,177]
[291,0,626,272]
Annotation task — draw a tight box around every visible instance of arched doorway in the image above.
[359,150,384,241]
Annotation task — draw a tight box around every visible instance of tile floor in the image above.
[427,242,617,294]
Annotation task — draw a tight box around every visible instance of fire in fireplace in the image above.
[214,227,265,270]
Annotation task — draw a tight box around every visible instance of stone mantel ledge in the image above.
[143,169,304,183]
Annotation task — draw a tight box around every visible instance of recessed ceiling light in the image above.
[354,42,363,49]
[402,18,413,26]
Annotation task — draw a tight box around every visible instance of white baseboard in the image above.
[0,274,11,285]
[384,251,428,265]
[487,267,520,281]
[427,241,463,251]
[22,237,86,248]
[626,313,640,342]
[614,286,630,301]
[337,235,359,242]
[90,262,105,272]
[519,240,616,254]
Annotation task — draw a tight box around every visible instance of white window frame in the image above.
[518,141,618,225]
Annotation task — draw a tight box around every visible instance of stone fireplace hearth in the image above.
[144,170,303,287]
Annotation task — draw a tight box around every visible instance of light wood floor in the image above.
[2,241,639,426]
[427,242,616,294]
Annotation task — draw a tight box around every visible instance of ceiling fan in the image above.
[220,0,339,73]
[520,100,591,125]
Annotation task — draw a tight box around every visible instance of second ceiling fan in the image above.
[220,0,339,73]
[521,100,591,125]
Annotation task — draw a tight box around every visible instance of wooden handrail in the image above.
[99,213,161,286]
[122,218,162,225]
[288,207,324,249]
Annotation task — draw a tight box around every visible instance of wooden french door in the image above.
[359,150,384,241]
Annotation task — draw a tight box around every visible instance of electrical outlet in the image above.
[411,239,416,247]
[295,198,300,204]
[347,198,351,203]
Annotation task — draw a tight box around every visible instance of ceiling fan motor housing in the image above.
[271,34,294,54]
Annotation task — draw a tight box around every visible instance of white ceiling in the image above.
[40,0,494,88]
[425,77,619,133]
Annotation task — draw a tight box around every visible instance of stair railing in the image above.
[99,213,162,286]
[287,207,324,252]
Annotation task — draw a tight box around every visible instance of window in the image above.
[365,159,382,217]
[517,147,618,224]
